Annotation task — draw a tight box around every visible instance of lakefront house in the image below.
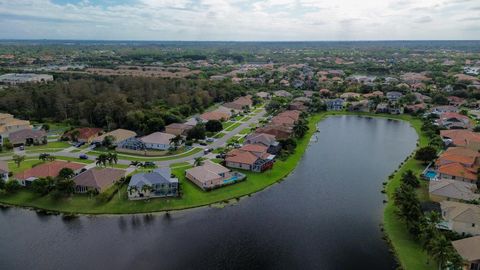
[128,168,179,199]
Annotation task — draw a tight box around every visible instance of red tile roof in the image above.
[15,161,85,180]
[441,130,480,146]
[225,149,258,165]
[240,144,268,153]
[438,162,477,181]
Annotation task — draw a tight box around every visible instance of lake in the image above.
[0,115,418,270]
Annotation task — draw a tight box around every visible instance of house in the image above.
[436,112,472,130]
[0,113,32,145]
[436,147,480,168]
[140,132,178,150]
[348,100,370,112]
[15,161,85,186]
[429,179,479,202]
[199,111,230,122]
[449,96,466,107]
[452,236,480,270]
[225,145,275,172]
[256,91,270,99]
[256,125,292,140]
[223,96,253,111]
[185,160,246,190]
[414,93,432,103]
[431,105,459,115]
[440,130,480,147]
[8,129,47,146]
[63,127,102,143]
[289,101,308,112]
[441,201,480,236]
[340,92,361,100]
[128,168,178,199]
[0,161,8,182]
[273,90,292,98]
[325,99,344,111]
[386,91,403,102]
[363,91,384,99]
[73,167,125,193]
[244,133,281,154]
[164,123,194,136]
[319,89,331,97]
[376,103,390,113]
[437,162,477,184]
[405,103,426,113]
[92,129,137,148]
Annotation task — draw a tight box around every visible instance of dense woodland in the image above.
[0,76,248,135]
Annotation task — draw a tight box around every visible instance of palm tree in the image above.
[194,157,204,167]
[430,235,452,270]
[96,154,108,167]
[401,170,420,188]
[107,152,118,165]
[169,135,183,151]
[293,120,308,138]
[12,154,25,168]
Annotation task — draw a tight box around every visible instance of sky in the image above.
[0,0,479,41]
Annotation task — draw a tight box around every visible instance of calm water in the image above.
[0,116,417,270]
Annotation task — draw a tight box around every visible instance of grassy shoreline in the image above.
[0,112,434,269]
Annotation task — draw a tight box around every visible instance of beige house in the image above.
[92,129,137,148]
[185,161,245,190]
[0,113,32,145]
[429,179,480,202]
[452,236,480,270]
[441,201,480,236]
[164,123,193,136]
[73,168,126,193]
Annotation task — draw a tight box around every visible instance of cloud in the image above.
[414,16,432,23]
[0,0,478,40]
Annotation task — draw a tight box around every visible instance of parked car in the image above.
[206,138,214,143]
[79,154,89,160]
[75,142,85,148]
[143,161,156,167]
[19,145,24,151]
[204,148,211,154]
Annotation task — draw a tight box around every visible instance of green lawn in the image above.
[213,132,226,139]
[87,147,203,162]
[239,128,251,135]
[169,162,191,168]
[25,141,71,152]
[224,122,242,132]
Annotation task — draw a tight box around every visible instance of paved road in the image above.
[0,109,266,168]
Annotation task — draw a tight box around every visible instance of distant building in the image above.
[164,123,194,136]
[8,129,47,146]
[92,129,137,148]
[325,99,344,111]
[0,73,53,85]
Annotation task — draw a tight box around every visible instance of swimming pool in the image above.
[424,170,437,180]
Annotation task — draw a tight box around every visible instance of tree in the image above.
[401,170,420,188]
[414,146,437,164]
[42,124,50,132]
[194,157,204,167]
[205,120,223,132]
[293,120,309,138]
[54,178,75,196]
[186,124,206,140]
[169,135,183,151]
[102,135,115,148]
[430,235,453,270]
[69,129,80,142]
[58,168,75,179]
[107,152,118,165]
[39,153,54,162]
[31,177,54,195]
[96,154,108,167]
[4,180,20,193]
[12,154,25,168]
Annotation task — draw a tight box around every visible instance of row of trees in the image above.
[393,170,463,269]
[0,76,249,135]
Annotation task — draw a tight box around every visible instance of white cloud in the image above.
[0,0,478,40]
